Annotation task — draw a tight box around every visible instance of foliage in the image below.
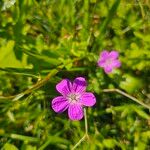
[0,0,150,149]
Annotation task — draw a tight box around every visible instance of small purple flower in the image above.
[98,50,121,74]
[51,77,96,121]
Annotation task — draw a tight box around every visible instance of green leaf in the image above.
[0,40,27,68]
[3,143,18,150]
[137,142,147,150]
[134,31,150,42]
[132,106,150,119]
[103,139,117,148]
[119,74,143,93]
[2,0,16,11]
[21,145,37,150]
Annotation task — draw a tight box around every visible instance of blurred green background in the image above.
[0,0,150,149]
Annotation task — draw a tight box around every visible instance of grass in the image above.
[0,0,150,149]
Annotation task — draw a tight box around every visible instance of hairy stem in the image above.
[103,88,150,110]
[71,134,86,150]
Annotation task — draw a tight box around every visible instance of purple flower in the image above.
[98,50,121,74]
[51,77,96,121]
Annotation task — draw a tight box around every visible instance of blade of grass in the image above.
[39,136,69,150]
[0,133,39,142]
[0,67,39,78]
[99,0,121,35]
[21,48,61,65]
[94,0,121,50]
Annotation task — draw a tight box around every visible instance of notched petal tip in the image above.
[74,77,86,84]
[56,79,72,95]
[98,60,106,67]
[52,96,69,113]
[98,50,109,67]
[68,104,83,121]
[115,60,121,68]
[109,51,119,59]
[81,92,96,107]
[100,50,109,59]
[104,66,113,74]
[111,59,121,69]
[73,77,87,93]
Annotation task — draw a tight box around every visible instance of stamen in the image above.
[106,59,112,65]
[67,93,80,103]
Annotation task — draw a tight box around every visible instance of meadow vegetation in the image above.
[0,0,150,149]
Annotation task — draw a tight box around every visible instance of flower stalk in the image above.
[72,108,89,150]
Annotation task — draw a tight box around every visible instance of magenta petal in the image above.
[98,59,106,67]
[109,51,119,59]
[100,50,109,59]
[98,50,109,67]
[52,96,69,113]
[72,77,87,93]
[80,92,96,107]
[104,66,113,74]
[112,60,121,68]
[68,104,83,120]
[56,79,72,95]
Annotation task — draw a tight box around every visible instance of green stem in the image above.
[84,108,88,135]
[72,108,89,150]
[0,68,59,101]
[71,134,86,150]
[138,0,145,19]
[0,58,81,101]
[102,88,150,110]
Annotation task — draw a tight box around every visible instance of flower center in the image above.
[105,58,112,66]
[67,93,80,103]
